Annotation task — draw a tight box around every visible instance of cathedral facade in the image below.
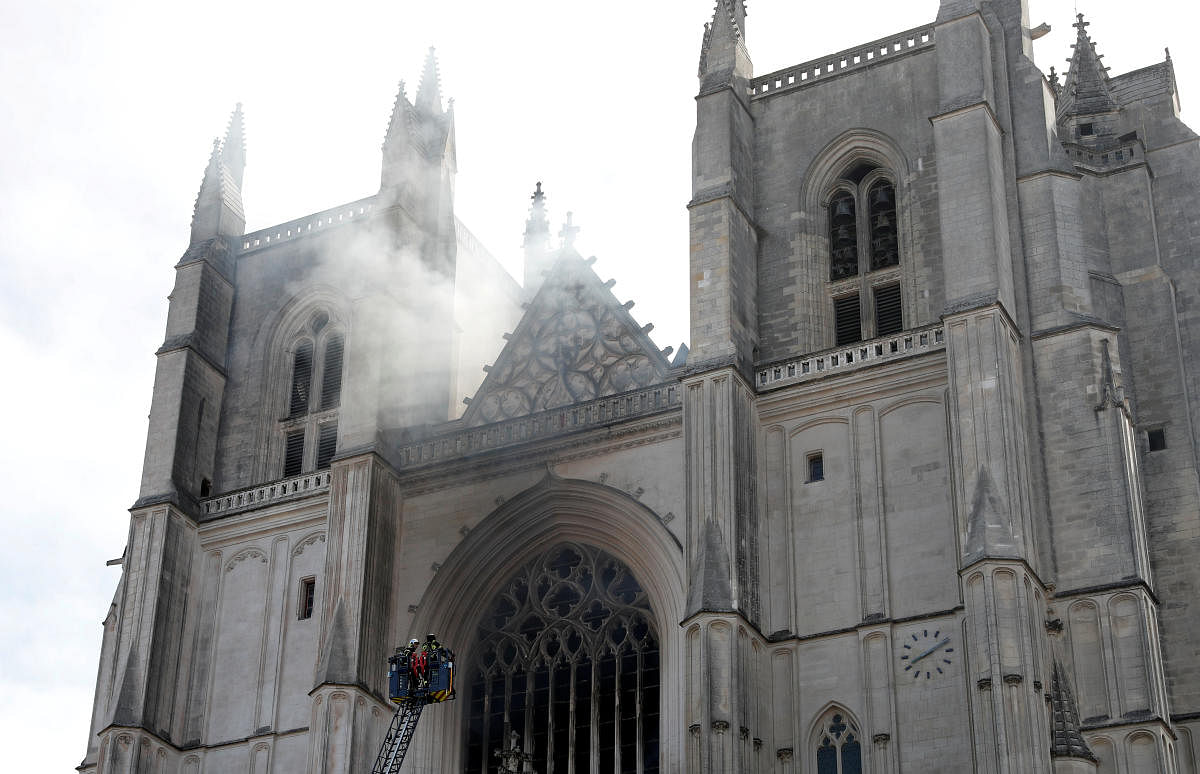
[82,1,1200,772]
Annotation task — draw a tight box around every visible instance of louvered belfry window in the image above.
[283,430,305,478]
[320,334,344,410]
[827,169,903,345]
[315,423,337,470]
[280,312,345,479]
[874,283,903,336]
[289,341,314,417]
[834,295,862,346]
[465,544,660,774]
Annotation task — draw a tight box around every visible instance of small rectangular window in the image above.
[808,453,825,482]
[834,295,862,346]
[1079,122,1095,136]
[1147,428,1167,452]
[316,423,338,470]
[875,283,903,336]
[283,430,305,477]
[298,577,316,620]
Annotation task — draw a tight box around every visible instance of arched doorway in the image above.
[464,543,660,773]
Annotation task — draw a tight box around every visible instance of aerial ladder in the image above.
[371,634,455,774]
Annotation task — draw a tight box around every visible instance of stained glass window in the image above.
[814,710,862,774]
[465,544,660,774]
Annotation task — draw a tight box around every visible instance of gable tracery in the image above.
[467,259,670,427]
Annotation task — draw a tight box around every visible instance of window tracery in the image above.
[813,709,863,774]
[465,543,660,774]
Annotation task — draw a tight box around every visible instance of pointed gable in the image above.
[464,251,672,427]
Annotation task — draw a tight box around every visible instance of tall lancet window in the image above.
[829,191,859,281]
[867,181,898,271]
[465,544,660,774]
[826,164,904,346]
[279,310,345,478]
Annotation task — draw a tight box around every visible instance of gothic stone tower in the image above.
[687,0,1199,772]
[80,52,524,773]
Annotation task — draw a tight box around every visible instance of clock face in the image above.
[899,629,954,680]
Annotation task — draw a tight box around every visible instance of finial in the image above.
[1165,47,1172,61]
[559,212,579,248]
[1048,66,1059,88]
[524,182,550,246]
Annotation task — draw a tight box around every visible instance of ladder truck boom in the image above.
[370,634,455,774]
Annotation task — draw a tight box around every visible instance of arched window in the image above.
[465,544,660,774]
[813,708,863,774]
[279,311,346,478]
[826,165,903,346]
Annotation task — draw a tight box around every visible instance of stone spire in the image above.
[698,0,750,85]
[523,182,554,294]
[1050,661,1098,763]
[219,103,246,190]
[383,80,420,152]
[1059,14,1117,117]
[416,46,444,115]
[380,56,456,197]
[189,106,246,245]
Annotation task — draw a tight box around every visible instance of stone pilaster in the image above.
[961,560,1053,774]
[314,452,401,692]
[307,685,392,774]
[101,506,199,745]
[683,613,764,774]
[308,452,401,772]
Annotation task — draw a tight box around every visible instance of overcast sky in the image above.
[0,1,1192,770]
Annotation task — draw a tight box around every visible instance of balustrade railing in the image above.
[757,323,945,391]
[395,383,681,468]
[751,25,934,98]
[201,471,331,517]
[240,196,376,252]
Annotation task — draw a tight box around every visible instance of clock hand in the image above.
[910,637,951,665]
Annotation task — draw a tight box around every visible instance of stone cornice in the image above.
[1050,577,1159,608]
